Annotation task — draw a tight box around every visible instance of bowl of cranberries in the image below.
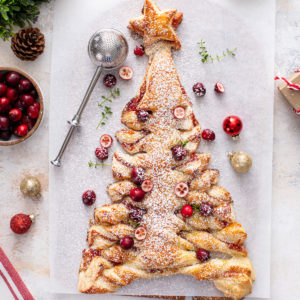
[0,68,43,146]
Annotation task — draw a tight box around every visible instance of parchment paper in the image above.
[49,0,274,297]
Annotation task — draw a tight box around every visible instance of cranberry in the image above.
[130,188,145,202]
[95,146,109,160]
[141,179,153,192]
[215,82,225,93]
[0,83,7,96]
[82,190,96,206]
[6,72,21,87]
[0,72,4,82]
[6,88,18,102]
[29,89,38,99]
[173,106,185,119]
[137,110,150,122]
[129,206,146,222]
[0,116,10,131]
[27,105,39,119]
[15,124,28,137]
[103,74,117,88]
[9,108,22,122]
[0,97,11,113]
[174,182,189,198]
[120,236,134,250]
[131,167,145,185]
[20,94,34,107]
[21,115,35,130]
[193,82,206,97]
[0,130,12,141]
[181,204,193,218]
[134,45,144,56]
[171,145,187,161]
[18,79,32,93]
[99,134,113,148]
[135,226,147,240]
[32,102,40,111]
[196,249,210,262]
[201,129,215,141]
[199,203,213,216]
[14,100,26,112]
[119,66,133,80]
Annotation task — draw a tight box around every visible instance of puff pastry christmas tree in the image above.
[78,1,255,299]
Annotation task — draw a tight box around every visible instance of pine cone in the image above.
[11,27,45,61]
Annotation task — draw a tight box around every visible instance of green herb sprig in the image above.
[181,140,189,147]
[127,219,140,229]
[171,139,189,148]
[0,0,50,41]
[192,204,200,215]
[96,88,120,129]
[197,39,237,63]
[88,160,109,168]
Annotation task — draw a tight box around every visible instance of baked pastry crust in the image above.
[79,1,255,299]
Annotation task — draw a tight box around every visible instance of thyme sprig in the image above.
[96,106,112,129]
[197,39,237,63]
[127,219,140,229]
[192,204,200,215]
[181,140,189,147]
[88,160,109,168]
[171,139,189,148]
[96,88,120,129]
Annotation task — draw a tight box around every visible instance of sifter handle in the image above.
[51,66,102,167]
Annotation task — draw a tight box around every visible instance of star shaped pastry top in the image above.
[128,0,183,50]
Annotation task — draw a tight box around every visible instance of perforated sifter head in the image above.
[88,29,128,69]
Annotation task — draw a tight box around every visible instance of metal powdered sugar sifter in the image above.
[51,29,128,167]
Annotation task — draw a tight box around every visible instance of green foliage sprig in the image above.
[197,39,237,63]
[192,204,200,215]
[171,139,189,148]
[88,160,109,168]
[127,219,140,229]
[96,88,120,129]
[0,0,50,41]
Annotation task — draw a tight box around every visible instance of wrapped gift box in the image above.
[278,72,300,113]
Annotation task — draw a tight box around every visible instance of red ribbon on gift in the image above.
[0,247,34,300]
[274,76,300,91]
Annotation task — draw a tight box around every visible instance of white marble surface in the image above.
[0,0,299,299]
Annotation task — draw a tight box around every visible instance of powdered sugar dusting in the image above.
[49,0,273,296]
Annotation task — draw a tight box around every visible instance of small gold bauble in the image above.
[228,151,252,173]
[20,176,41,198]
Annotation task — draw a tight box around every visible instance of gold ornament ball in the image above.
[20,176,41,198]
[228,152,252,173]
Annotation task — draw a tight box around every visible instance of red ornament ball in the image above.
[10,213,33,234]
[223,115,243,136]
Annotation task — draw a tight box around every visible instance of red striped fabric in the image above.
[0,247,35,300]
